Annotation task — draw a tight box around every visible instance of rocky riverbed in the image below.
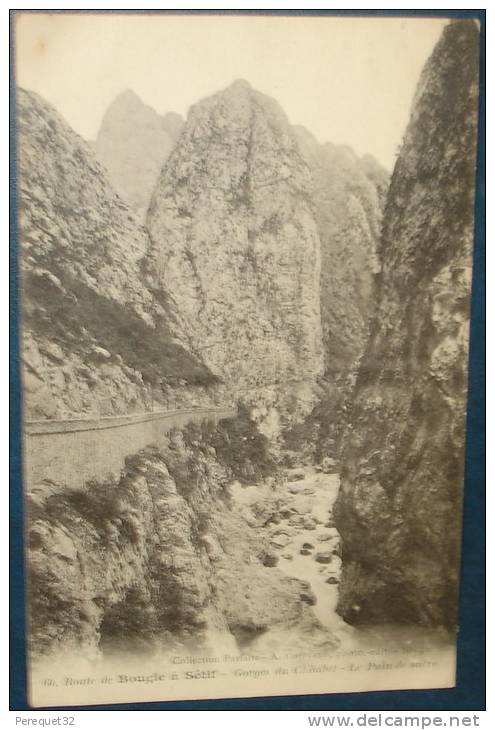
[29,461,457,709]
[229,466,356,651]
[271,471,345,631]
[230,465,455,657]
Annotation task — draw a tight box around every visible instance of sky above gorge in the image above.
[15,12,448,170]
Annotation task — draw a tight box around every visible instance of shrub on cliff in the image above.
[210,403,279,484]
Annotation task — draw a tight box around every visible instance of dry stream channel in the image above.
[231,466,357,651]
[232,467,455,657]
[29,466,456,708]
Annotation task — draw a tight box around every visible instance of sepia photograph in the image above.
[11,10,482,709]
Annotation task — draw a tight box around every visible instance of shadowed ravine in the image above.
[235,467,454,657]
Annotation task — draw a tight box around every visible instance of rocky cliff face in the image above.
[147,81,324,415]
[21,88,336,661]
[289,128,388,461]
[294,127,388,378]
[334,20,479,629]
[18,88,213,419]
[28,418,332,661]
[93,90,184,220]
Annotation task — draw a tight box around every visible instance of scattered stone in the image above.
[315,551,333,564]
[32,268,65,294]
[271,527,291,536]
[325,576,339,585]
[293,500,312,515]
[300,589,317,606]
[320,457,337,473]
[303,517,317,531]
[324,526,340,537]
[288,515,305,527]
[281,553,293,561]
[28,480,62,506]
[302,542,314,550]
[39,342,65,364]
[262,553,279,568]
[300,548,312,556]
[282,451,301,469]
[317,533,332,542]
[270,529,291,547]
[91,345,112,360]
[287,470,305,482]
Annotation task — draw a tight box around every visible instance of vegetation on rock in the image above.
[28,414,297,659]
[334,20,480,629]
[18,88,215,419]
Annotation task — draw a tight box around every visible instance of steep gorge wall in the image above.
[290,128,388,460]
[86,80,387,445]
[294,127,388,379]
[146,80,324,430]
[19,87,321,656]
[334,20,480,629]
[28,419,320,660]
[18,88,215,420]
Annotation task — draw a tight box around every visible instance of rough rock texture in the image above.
[282,130,388,462]
[294,127,388,378]
[334,21,479,629]
[18,88,214,419]
[92,90,184,221]
[28,420,322,660]
[147,80,323,400]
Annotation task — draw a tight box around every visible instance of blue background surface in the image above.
[9,8,485,712]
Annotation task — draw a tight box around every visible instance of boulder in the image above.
[320,457,337,473]
[287,470,305,482]
[315,551,333,564]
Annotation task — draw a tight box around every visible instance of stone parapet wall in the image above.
[24,407,236,493]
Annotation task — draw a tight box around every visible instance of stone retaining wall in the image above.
[24,407,236,493]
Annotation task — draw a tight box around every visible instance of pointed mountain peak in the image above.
[93,90,183,219]
[188,78,290,134]
[100,89,165,126]
[229,78,252,91]
[96,90,162,140]
[113,88,145,106]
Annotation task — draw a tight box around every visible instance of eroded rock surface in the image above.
[93,90,184,221]
[28,421,326,660]
[18,88,213,419]
[147,80,324,396]
[287,128,388,462]
[294,126,388,378]
[334,20,479,629]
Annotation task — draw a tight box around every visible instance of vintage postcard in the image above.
[12,11,480,708]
